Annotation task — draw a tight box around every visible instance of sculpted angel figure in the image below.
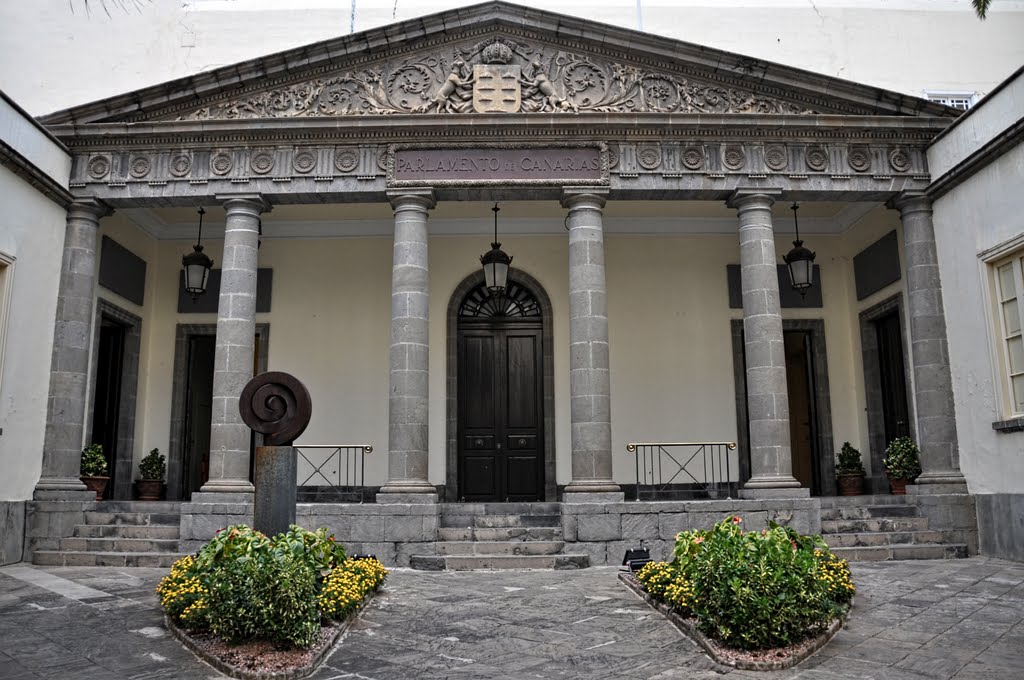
[413,55,475,113]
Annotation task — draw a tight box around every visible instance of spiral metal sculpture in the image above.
[239,371,312,446]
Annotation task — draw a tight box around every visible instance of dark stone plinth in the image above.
[253,445,296,537]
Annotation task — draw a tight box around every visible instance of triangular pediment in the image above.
[39,1,956,126]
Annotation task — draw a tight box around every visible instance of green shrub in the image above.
[159,524,381,650]
[883,436,922,480]
[835,442,864,475]
[80,444,107,477]
[634,516,853,651]
[138,448,166,480]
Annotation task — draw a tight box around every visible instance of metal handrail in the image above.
[294,444,373,503]
[627,441,738,501]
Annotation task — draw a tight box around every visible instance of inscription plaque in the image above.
[388,144,607,186]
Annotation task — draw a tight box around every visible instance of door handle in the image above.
[496,443,502,450]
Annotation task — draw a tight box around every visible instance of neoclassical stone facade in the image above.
[18,2,982,564]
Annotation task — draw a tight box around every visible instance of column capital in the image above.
[888,191,932,216]
[216,193,272,217]
[387,188,436,212]
[726,188,782,211]
[561,187,608,211]
[67,197,112,222]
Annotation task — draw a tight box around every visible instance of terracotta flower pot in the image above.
[80,476,109,501]
[837,473,864,496]
[888,477,909,495]
[135,479,164,501]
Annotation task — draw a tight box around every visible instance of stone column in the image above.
[35,199,110,498]
[729,190,805,497]
[892,193,966,490]
[379,189,437,501]
[562,188,620,498]
[199,194,269,496]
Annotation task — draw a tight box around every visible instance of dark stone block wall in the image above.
[976,494,1024,562]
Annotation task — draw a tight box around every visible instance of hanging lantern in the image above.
[480,203,513,295]
[182,207,213,301]
[783,202,816,296]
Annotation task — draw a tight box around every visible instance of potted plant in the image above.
[80,443,109,500]
[136,448,166,501]
[882,436,922,495]
[835,442,865,496]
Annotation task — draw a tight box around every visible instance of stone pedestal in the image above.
[253,446,297,537]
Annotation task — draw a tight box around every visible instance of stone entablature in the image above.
[61,127,935,205]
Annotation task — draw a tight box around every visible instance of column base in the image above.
[34,476,88,495]
[199,479,255,495]
[907,482,969,495]
[377,481,438,504]
[561,491,625,503]
[914,471,968,487]
[376,492,439,504]
[564,480,621,494]
[32,488,95,502]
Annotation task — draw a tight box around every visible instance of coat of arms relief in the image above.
[175,37,816,120]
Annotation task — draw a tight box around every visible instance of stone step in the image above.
[60,537,180,553]
[820,504,920,521]
[831,544,969,562]
[820,517,929,534]
[440,502,561,515]
[93,501,183,513]
[409,553,589,571]
[73,524,180,539]
[439,513,561,529]
[33,550,187,568]
[818,495,916,509]
[822,530,946,548]
[437,526,562,542]
[433,541,565,556]
[84,511,181,527]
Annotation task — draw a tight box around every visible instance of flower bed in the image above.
[158,524,387,679]
[627,516,854,669]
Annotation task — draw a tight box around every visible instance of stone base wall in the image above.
[907,490,979,556]
[975,494,1023,562]
[179,497,254,554]
[562,498,822,566]
[1,501,26,565]
[295,503,439,567]
[24,497,93,561]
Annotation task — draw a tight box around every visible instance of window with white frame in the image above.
[995,253,1024,415]
[924,91,979,111]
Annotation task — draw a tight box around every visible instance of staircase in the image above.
[410,502,589,570]
[820,495,968,561]
[33,501,186,568]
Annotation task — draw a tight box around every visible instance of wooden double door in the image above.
[458,321,544,502]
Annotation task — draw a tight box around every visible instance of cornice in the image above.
[0,140,74,208]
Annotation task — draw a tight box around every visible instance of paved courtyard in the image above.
[0,557,1021,679]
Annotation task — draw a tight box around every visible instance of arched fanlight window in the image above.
[458,281,541,318]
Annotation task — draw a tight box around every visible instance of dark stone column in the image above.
[892,193,966,490]
[35,199,110,499]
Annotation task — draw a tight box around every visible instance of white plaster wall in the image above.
[930,112,1024,493]
[134,211,877,490]
[1,1,1023,116]
[0,166,67,500]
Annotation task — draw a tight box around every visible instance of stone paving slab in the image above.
[0,557,1021,679]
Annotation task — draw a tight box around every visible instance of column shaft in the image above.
[731,191,802,494]
[35,199,109,497]
[200,195,267,494]
[563,189,620,495]
[379,189,436,498]
[893,193,965,487]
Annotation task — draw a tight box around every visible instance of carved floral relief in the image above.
[176,37,817,120]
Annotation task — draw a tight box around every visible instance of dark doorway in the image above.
[785,331,818,494]
[457,282,544,501]
[182,335,216,500]
[875,311,911,444]
[90,320,126,499]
